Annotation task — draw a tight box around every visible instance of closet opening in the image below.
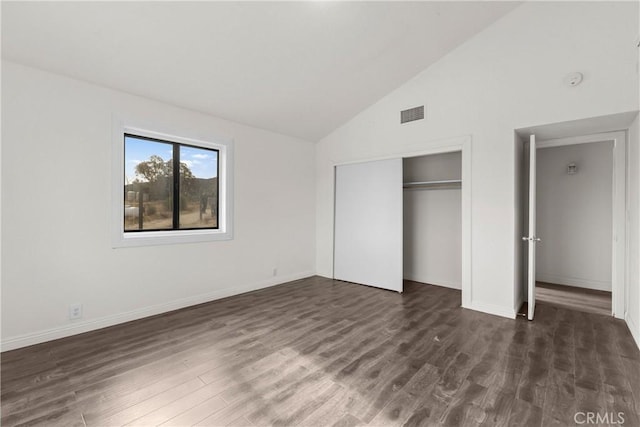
[332,136,471,308]
[403,152,462,293]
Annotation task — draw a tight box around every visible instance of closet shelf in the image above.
[403,179,462,189]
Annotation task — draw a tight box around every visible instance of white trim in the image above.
[331,135,469,167]
[625,311,640,350]
[536,131,626,319]
[527,135,537,321]
[465,301,516,319]
[329,134,472,310]
[111,116,234,248]
[536,274,611,292]
[1,271,315,352]
[537,131,625,149]
[612,132,627,319]
[461,139,473,309]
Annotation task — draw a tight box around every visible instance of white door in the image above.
[334,158,403,292]
[524,134,540,320]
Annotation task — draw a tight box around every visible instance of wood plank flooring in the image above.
[2,276,639,426]
[536,281,612,317]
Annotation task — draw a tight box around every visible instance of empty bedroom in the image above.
[2,1,640,426]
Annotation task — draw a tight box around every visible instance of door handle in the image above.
[521,236,541,242]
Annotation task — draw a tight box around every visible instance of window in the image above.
[113,122,233,247]
[124,134,219,231]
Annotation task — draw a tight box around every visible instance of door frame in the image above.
[525,135,538,320]
[536,131,626,319]
[331,135,472,309]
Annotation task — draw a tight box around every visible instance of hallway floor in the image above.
[536,281,611,317]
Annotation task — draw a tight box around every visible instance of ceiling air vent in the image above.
[400,106,424,124]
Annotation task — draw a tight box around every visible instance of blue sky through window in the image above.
[125,135,218,184]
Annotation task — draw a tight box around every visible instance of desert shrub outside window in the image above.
[124,134,219,232]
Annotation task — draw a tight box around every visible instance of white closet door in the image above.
[334,158,403,293]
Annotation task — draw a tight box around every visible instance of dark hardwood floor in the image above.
[2,276,639,426]
[536,281,612,317]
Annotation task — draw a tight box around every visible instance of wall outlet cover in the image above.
[69,304,83,320]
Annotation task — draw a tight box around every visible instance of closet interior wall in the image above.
[403,152,462,289]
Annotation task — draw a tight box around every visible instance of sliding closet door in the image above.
[334,158,403,293]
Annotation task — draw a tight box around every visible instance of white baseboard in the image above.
[403,275,462,290]
[464,300,517,319]
[536,273,611,292]
[625,312,640,351]
[1,271,315,352]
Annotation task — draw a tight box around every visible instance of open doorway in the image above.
[518,130,626,319]
[536,140,614,316]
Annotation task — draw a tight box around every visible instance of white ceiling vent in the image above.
[401,106,424,124]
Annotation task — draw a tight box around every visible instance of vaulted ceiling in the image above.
[2,1,520,141]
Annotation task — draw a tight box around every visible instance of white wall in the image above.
[315,2,639,318]
[628,115,640,348]
[403,152,461,289]
[1,61,316,350]
[536,142,613,291]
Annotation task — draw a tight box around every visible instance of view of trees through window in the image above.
[124,135,219,231]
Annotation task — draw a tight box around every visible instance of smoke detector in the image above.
[564,72,583,87]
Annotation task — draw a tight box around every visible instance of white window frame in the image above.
[112,118,234,247]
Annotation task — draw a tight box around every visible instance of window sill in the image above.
[113,228,233,248]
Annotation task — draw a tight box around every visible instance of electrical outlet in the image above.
[273,267,278,277]
[69,304,83,320]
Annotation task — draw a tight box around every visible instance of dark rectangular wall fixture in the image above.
[401,106,425,124]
